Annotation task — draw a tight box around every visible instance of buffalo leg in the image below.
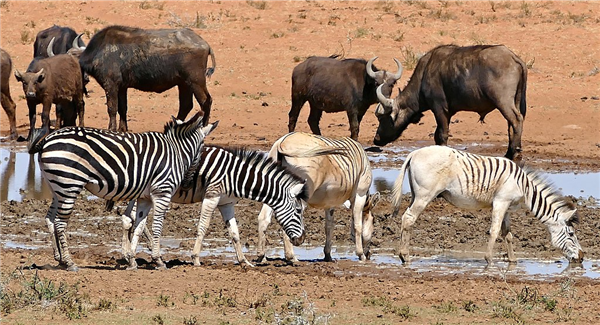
[77,98,85,127]
[104,86,119,131]
[307,106,323,135]
[1,91,17,140]
[288,95,305,133]
[347,110,360,140]
[191,83,212,126]
[41,101,53,135]
[501,109,523,162]
[177,84,194,122]
[117,88,128,132]
[432,109,450,146]
[26,101,37,140]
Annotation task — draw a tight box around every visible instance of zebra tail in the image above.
[391,153,412,217]
[279,146,349,158]
[27,128,48,154]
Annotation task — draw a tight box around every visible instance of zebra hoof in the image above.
[67,264,79,272]
[255,254,267,264]
[241,260,255,268]
[126,260,138,271]
[323,254,333,262]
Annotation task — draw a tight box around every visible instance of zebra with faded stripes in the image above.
[392,145,584,265]
[121,145,313,268]
[28,112,217,271]
[257,132,380,263]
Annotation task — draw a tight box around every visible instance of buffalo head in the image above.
[15,68,46,99]
[373,83,424,146]
[366,56,402,98]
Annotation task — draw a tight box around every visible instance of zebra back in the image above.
[172,146,307,205]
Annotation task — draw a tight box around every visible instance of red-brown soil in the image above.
[1,1,599,324]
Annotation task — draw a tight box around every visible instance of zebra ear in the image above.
[290,182,305,199]
[201,120,219,138]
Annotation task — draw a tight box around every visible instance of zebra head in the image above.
[548,208,584,264]
[278,182,308,246]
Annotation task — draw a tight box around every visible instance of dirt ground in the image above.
[1,1,600,324]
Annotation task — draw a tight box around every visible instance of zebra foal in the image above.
[28,112,217,271]
[121,145,310,268]
[257,132,380,263]
[392,145,584,264]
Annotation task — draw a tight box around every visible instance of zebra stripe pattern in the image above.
[392,146,583,264]
[29,112,215,271]
[123,145,307,267]
[176,146,306,266]
[257,132,379,263]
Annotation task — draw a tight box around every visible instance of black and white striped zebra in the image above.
[257,132,380,263]
[121,145,311,268]
[392,145,584,264]
[27,112,217,271]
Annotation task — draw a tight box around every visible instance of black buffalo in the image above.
[33,25,85,58]
[288,55,402,140]
[1,48,18,141]
[73,25,216,132]
[374,44,527,161]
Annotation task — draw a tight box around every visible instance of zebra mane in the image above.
[217,146,305,185]
[522,166,578,223]
[163,112,203,135]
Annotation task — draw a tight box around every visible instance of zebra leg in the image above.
[128,199,152,270]
[324,208,335,262]
[352,195,368,262]
[501,213,516,263]
[398,196,431,264]
[191,196,219,266]
[219,203,254,268]
[256,204,275,263]
[44,197,61,263]
[486,201,512,264]
[120,200,136,265]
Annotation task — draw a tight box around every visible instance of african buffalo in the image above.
[15,53,85,139]
[374,44,527,162]
[33,25,85,58]
[73,25,216,132]
[288,55,402,140]
[1,48,18,141]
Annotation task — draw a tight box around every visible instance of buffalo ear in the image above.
[14,70,23,82]
[36,68,45,83]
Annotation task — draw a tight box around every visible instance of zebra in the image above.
[27,112,218,271]
[392,145,584,265]
[256,132,380,263]
[121,145,314,268]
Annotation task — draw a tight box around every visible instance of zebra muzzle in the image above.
[290,230,306,246]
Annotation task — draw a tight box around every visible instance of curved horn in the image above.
[47,37,56,57]
[73,33,86,50]
[366,56,379,79]
[390,58,404,81]
[376,83,394,112]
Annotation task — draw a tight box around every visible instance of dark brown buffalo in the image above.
[14,54,85,139]
[74,25,216,132]
[1,48,18,141]
[288,55,402,140]
[33,25,85,58]
[374,44,527,161]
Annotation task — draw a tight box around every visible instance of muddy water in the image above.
[3,147,599,202]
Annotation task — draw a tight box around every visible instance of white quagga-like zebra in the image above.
[257,132,380,263]
[121,145,313,268]
[392,145,584,264]
[27,112,217,271]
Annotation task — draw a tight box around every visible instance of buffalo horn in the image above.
[47,37,55,57]
[376,84,394,113]
[390,58,404,81]
[366,56,383,80]
[73,33,86,50]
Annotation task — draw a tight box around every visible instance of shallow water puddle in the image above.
[370,168,600,200]
[3,147,598,202]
